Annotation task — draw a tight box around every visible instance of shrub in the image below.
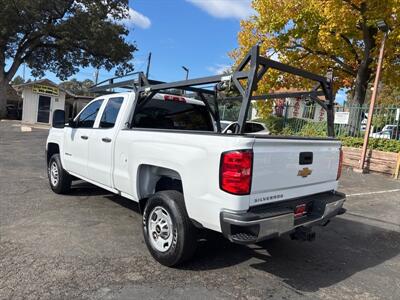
[340,136,400,153]
[298,122,327,137]
[254,117,329,137]
[253,115,285,134]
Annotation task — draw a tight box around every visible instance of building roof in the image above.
[13,78,94,101]
[13,78,58,89]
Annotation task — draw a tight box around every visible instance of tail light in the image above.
[294,204,307,218]
[220,150,253,195]
[337,149,343,180]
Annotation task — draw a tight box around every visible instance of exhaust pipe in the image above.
[290,226,316,242]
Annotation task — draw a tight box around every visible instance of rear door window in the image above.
[132,98,214,131]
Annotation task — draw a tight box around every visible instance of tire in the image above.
[47,154,72,194]
[142,190,197,267]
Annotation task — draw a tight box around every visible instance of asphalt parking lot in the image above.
[1,121,400,300]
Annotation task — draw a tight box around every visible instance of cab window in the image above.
[76,100,104,128]
[133,98,214,131]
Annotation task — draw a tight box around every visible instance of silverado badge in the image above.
[298,167,312,178]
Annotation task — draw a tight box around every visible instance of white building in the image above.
[14,79,93,125]
[285,97,327,122]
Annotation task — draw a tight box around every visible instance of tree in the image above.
[233,0,399,106]
[10,75,25,85]
[59,78,94,95]
[348,82,400,105]
[369,83,400,105]
[0,0,136,118]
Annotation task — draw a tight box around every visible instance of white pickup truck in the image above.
[46,47,346,266]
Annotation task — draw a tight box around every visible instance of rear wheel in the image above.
[142,190,197,266]
[48,154,71,194]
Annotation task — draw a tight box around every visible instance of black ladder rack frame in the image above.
[89,45,336,137]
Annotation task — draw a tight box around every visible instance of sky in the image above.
[11,0,346,103]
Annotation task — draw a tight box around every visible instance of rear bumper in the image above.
[220,191,346,244]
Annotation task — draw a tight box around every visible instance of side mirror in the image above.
[52,110,65,128]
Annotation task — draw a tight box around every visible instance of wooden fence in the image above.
[343,147,400,177]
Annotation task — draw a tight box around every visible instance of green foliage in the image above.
[253,115,284,134]
[255,116,328,137]
[0,0,137,117]
[281,126,295,136]
[59,78,94,96]
[372,115,387,131]
[10,75,25,85]
[297,122,327,137]
[234,0,400,107]
[254,101,273,119]
[0,0,136,81]
[340,137,400,153]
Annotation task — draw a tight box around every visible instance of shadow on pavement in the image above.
[69,182,141,213]
[68,181,113,197]
[184,217,400,292]
[66,183,400,293]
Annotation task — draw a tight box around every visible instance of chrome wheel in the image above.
[50,161,59,187]
[148,206,174,252]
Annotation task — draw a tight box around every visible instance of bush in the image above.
[254,116,328,137]
[253,115,285,134]
[298,122,327,137]
[340,136,400,153]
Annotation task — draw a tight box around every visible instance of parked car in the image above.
[221,120,269,134]
[6,103,22,120]
[371,125,400,140]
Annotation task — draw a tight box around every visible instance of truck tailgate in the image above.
[250,138,341,207]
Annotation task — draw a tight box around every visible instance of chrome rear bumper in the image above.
[220,191,346,244]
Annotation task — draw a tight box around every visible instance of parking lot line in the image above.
[346,189,400,197]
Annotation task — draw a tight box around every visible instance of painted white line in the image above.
[347,188,400,197]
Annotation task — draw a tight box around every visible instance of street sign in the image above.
[334,112,350,125]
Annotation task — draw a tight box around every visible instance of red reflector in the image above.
[164,95,186,102]
[337,149,343,180]
[220,150,253,195]
[294,204,307,218]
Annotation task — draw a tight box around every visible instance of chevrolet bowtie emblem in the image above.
[298,167,312,178]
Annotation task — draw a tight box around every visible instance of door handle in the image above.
[81,135,88,140]
[102,137,112,143]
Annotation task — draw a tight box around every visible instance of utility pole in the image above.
[146,52,152,78]
[182,66,189,95]
[94,68,99,85]
[182,66,189,80]
[355,20,389,173]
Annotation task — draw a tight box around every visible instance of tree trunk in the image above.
[347,19,375,136]
[347,63,371,136]
[0,79,8,119]
[353,62,371,106]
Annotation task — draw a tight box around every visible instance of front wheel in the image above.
[142,190,197,267]
[48,154,71,194]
